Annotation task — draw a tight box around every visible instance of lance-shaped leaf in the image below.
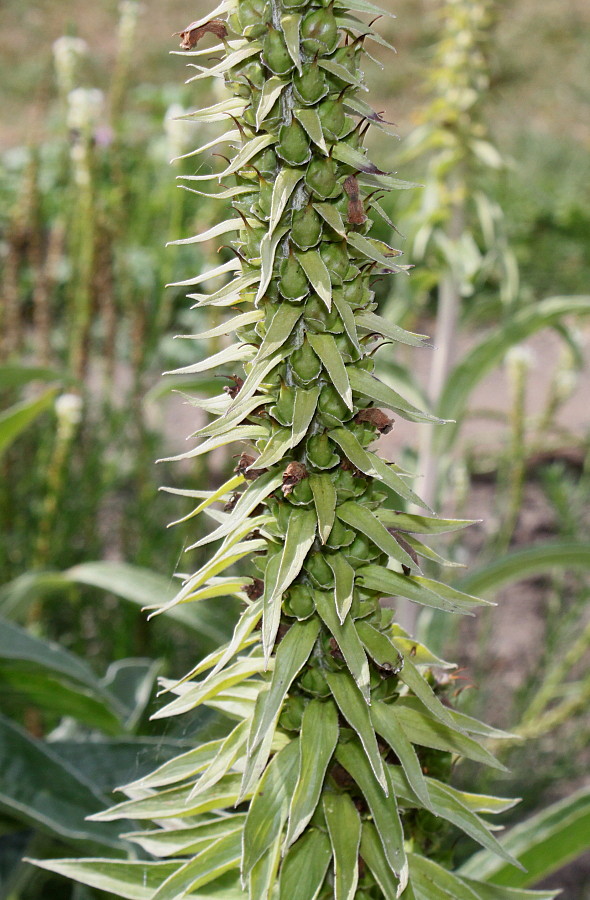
[263,508,317,659]
[323,792,362,900]
[348,367,443,425]
[307,333,352,408]
[460,884,558,900]
[360,821,403,900]
[329,427,377,475]
[390,768,522,869]
[177,309,263,342]
[291,386,320,446]
[315,591,370,701]
[242,739,300,875]
[251,617,320,753]
[337,739,407,885]
[165,343,254,376]
[309,473,337,544]
[151,830,242,900]
[125,815,246,858]
[295,108,328,154]
[249,833,282,900]
[30,859,182,900]
[278,829,332,900]
[190,470,282,549]
[296,250,332,309]
[151,657,268,719]
[250,428,293,469]
[122,738,224,792]
[333,141,384,175]
[347,231,403,272]
[256,76,288,129]
[332,291,361,352]
[269,168,304,235]
[167,217,248,247]
[255,225,290,303]
[390,625,455,669]
[375,510,476,535]
[195,395,270,440]
[281,13,302,72]
[189,719,249,799]
[159,424,268,464]
[370,701,432,812]
[166,257,240,287]
[318,56,364,87]
[168,474,245,526]
[285,699,339,847]
[335,0,396,19]
[227,350,288,414]
[408,853,480,900]
[314,202,347,237]
[257,304,302,361]
[356,564,485,615]
[366,452,430,509]
[395,648,459,731]
[186,43,261,81]
[337,501,418,572]
[190,273,260,308]
[356,310,428,347]
[222,133,277,177]
[326,553,355,623]
[325,670,387,790]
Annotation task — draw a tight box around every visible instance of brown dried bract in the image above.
[223,492,240,513]
[355,407,394,434]
[343,174,367,225]
[223,374,244,399]
[244,578,264,601]
[282,461,308,496]
[234,452,266,481]
[176,19,228,50]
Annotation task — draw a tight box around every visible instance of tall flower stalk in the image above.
[34,3,558,899]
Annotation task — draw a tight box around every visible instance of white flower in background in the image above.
[67,87,104,133]
[55,393,83,428]
[118,1,142,53]
[505,345,536,384]
[53,36,88,97]
[164,103,193,161]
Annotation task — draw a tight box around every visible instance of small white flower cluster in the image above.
[53,35,88,97]
[55,393,84,430]
[118,0,142,54]
[66,87,105,133]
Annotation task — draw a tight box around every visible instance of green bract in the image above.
[35,3,560,900]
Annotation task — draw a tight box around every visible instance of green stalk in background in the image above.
[33,3,560,898]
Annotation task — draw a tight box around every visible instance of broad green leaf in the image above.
[359,821,401,900]
[390,769,521,868]
[256,225,290,303]
[256,76,288,129]
[408,854,480,900]
[251,617,320,752]
[281,13,302,72]
[151,830,241,900]
[0,714,122,848]
[326,553,355,622]
[315,592,370,700]
[309,473,337,544]
[190,470,282,548]
[291,386,320,445]
[337,501,418,571]
[264,508,317,658]
[314,202,347,236]
[278,829,332,900]
[348,367,442,425]
[329,427,377,475]
[375,510,476,535]
[249,831,282,900]
[337,739,407,883]
[323,793,361,900]
[458,784,590,888]
[295,108,328,154]
[326,670,387,790]
[370,701,432,812]
[296,250,332,309]
[286,699,339,847]
[0,388,57,458]
[30,859,179,900]
[380,702,505,771]
[268,167,305,235]
[125,816,245,858]
[357,564,485,615]
[243,740,300,874]
[356,312,428,349]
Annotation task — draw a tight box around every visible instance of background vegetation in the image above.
[0,0,589,897]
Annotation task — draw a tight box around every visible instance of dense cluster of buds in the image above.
[40,3,557,899]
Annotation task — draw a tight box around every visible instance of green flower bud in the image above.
[293,63,328,105]
[270,382,296,426]
[317,383,353,426]
[237,0,272,37]
[332,467,366,501]
[305,552,334,588]
[279,254,309,300]
[286,477,314,505]
[278,693,308,730]
[320,241,350,284]
[278,119,311,166]
[325,516,355,548]
[301,7,339,55]
[291,204,323,249]
[300,667,331,699]
[284,584,316,619]
[291,339,322,384]
[262,27,294,75]
[303,295,342,333]
[306,432,340,469]
[318,98,346,141]
[305,156,338,199]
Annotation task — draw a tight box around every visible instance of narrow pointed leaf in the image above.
[370,701,432,811]
[309,473,337,544]
[359,821,402,900]
[269,167,304,235]
[295,250,332,309]
[349,367,443,424]
[337,501,418,571]
[356,311,428,347]
[323,793,362,900]
[315,591,370,700]
[281,13,303,72]
[295,108,328,154]
[257,304,302,360]
[307,333,353,409]
[278,829,332,900]
[256,76,288,129]
[325,670,387,790]
[329,427,377,475]
[256,225,290,303]
[314,202,347,237]
[151,830,242,900]
[291,386,320,446]
[326,553,355,623]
